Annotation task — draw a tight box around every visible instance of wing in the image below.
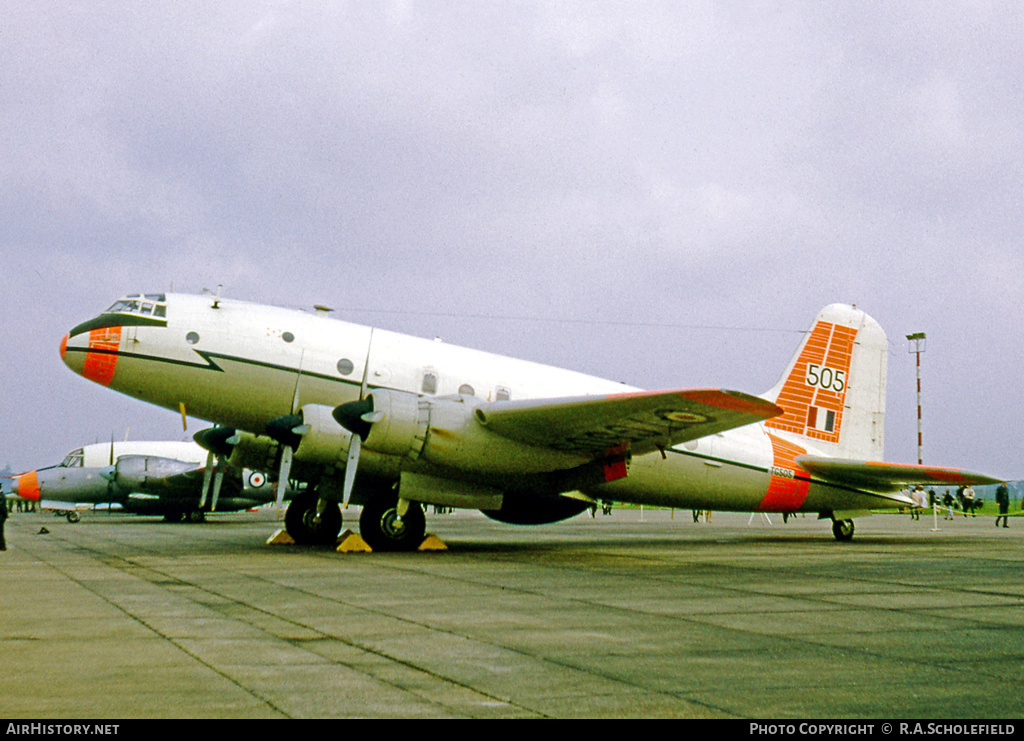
[477,388,782,457]
[797,456,1004,493]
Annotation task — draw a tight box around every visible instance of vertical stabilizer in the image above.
[762,305,887,461]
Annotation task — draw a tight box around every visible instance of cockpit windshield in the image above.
[60,448,85,468]
[104,294,167,318]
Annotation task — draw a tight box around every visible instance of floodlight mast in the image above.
[906,332,927,465]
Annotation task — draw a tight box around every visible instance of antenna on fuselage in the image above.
[211,284,222,309]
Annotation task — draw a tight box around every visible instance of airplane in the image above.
[58,292,1001,550]
[10,439,281,522]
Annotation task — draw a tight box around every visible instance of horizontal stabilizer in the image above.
[479,388,782,457]
[797,456,1003,493]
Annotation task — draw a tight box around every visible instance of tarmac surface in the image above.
[1,505,1022,719]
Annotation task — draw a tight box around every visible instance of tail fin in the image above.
[762,304,887,461]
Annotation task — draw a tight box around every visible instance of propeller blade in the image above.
[210,469,224,512]
[342,434,361,508]
[275,445,293,509]
[199,448,215,509]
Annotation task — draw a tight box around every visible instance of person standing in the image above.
[996,483,1010,528]
[910,487,924,520]
[0,497,8,551]
[963,486,976,517]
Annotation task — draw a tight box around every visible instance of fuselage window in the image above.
[458,384,475,396]
[186,331,200,345]
[282,332,295,343]
[495,386,511,401]
[337,359,355,376]
[421,371,438,395]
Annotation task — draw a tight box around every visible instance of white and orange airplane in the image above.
[59,293,999,550]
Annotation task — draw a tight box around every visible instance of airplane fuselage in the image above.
[61,293,889,521]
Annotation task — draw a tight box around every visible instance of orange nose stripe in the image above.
[82,327,122,387]
[16,471,41,502]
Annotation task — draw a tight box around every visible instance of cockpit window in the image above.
[105,294,167,318]
[60,448,85,468]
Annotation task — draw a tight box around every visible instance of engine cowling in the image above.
[355,389,430,460]
[111,456,198,493]
[337,390,582,475]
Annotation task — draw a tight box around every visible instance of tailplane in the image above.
[762,304,887,461]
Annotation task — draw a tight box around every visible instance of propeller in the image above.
[264,352,312,509]
[332,397,384,508]
[194,426,238,512]
[265,413,310,507]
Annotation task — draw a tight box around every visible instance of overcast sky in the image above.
[2,1,1021,482]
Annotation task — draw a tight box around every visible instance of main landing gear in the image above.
[283,488,426,551]
[359,494,426,552]
[284,490,343,546]
[831,518,855,542]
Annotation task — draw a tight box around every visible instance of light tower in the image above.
[906,332,927,465]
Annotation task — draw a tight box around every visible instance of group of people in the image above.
[911,483,1015,527]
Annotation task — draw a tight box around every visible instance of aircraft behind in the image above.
[59,293,1001,549]
[11,439,281,522]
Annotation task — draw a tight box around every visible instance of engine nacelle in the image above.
[359,389,430,461]
[354,389,583,475]
[112,456,198,493]
[226,431,279,472]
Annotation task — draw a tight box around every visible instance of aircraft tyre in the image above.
[832,518,855,542]
[285,490,343,546]
[66,511,81,523]
[359,496,425,552]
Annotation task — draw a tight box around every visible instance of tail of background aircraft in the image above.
[761,304,887,462]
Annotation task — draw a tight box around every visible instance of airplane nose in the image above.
[60,331,85,376]
[12,471,41,502]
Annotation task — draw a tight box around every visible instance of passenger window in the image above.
[421,371,438,395]
[495,386,511,401]
[458,384,475,396]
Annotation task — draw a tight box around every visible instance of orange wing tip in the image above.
[680,389,783,418]
[606,388,781,419]
[864,461,1000,485]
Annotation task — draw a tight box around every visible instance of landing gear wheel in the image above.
[285,490,343,546]
[187,510,206,523]
[360,497,426,552]
[66,511,81,523]
[832,518,855,542]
